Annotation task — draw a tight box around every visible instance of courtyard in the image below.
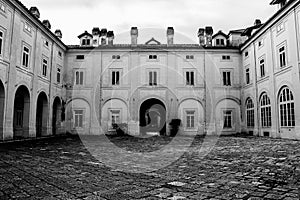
[0,134,299,200]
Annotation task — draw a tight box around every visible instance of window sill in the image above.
[274,65,292,76]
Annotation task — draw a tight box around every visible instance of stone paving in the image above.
[0,134,299,200]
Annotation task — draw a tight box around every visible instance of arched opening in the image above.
[140,98,166,135]
[36,92,49,137]
[13,85,30,139]
[0,80,5,136]
[52,97,62,135]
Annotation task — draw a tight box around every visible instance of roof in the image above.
[145,37,161,45]
[212,31,228,39]
[78,31,93,39]
[270,0,285,5]
[228,29,245,35]
[241,24,263,37]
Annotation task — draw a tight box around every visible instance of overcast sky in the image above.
[21,0,277,45]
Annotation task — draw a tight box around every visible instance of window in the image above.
[22,46,30,67]
[58,51,62,57]
[216,39,225,46]
[149,55,158,60]
[278,45,286,68]
[57,67,61,83]
[149,71,157,86]
[0,3,5,13]
[0,31,3,56]
[24,23,32,33]
[258,40,263,47]
[279,87,295,127]
[246,98,255,127]
[42,58,48,77]
[260,93,271,128]
[277,22,285,33]
[245,68,250,84]
[186,55,194,60]
[186,110,195,129]
[74,110,84,128]
[112,70,120,86]
[244,51,249,57]
[222,71,231,86]
[75,70,84,85]
[44,40,49,47]
[110,110,121,125]
[186,71,195,86]
[16,109,23,127]
[259,58,265,77]
[223,110,233,129]
[222,55,230,60]
[112,55,121,60]
[76,55,84,60]
[82,39,90,46]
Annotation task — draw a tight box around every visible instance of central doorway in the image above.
[140,98,166,135]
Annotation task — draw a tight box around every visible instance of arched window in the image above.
[246,98,254,127]
[279,87,295,127]
[260,93,271,127]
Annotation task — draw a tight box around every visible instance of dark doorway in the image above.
[140,98,166,135]
[36,92,48,137]
[13,85,30,139]
[52,97,62,135]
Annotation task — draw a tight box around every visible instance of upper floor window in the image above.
[245,68,250,84]
[112,55,121,60]
[258,40,264,47]
[277,22,285,33]
[75,70,84,85]
[186,71,195,86]
[24,23,32,33]
[222,71,231,86]
[82,38,90,46]
[58,51,62,57]
[42,58,48,77]
[74,110,84,128]
[278,45,287,68]
[259,58,265,77]
[186,55,194,60]
[149,71,157,86]
[279,87,295,127]
[186,110,195,129]
[223,110,233,129]
[110,110,121,125]
[112,70,120,86]
[246,98,254,127]
[76,55,84,60]
[216,39,225,46]
[44,40,49,48]
[0,31,3,56]
[22,46,30,68]
[57,67,61,83]
[222,55,230,60]
[0,3,5,13]
[260,93,271,128]
[149,55,157,60]
[244,51,249,58]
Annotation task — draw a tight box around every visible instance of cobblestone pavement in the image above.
[0,135,299,200]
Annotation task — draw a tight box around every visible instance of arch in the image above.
[278,86,295,127]
[103,97,128,109]
[178,97,204,108]
[36,91,49,137]
[139,98,166,135]
[215,95,241,107]
[66,97,91,108]
[0,80,5,136]
[52,96,62,135]
[260,92,272,128]
[13,85,31,139]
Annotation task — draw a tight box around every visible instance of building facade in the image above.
[0,0,299,140]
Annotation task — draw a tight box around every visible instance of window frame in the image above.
[246,98,255,128]
[74,70,84,86]
[41,57,48,77]
[111,70,121,86]
[223,110,233,129]
[185,110,196,130]
[259,57,266,78]
[57,65,61,84]
[148,70,158,86]
[278,43,287,68]
[221,70,232,86]
[73,109,84,128]
[0,29,3,56]
[245,68,250,85]
[21,44,30,68]
[279,87,295,127]
[185,70,195,86]
[260,93,272,128]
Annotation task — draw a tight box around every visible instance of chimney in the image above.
[254,19,262,26]
[131,27,138,45]
[205,26,213,46]
[42,20,51,29]
[167,27,174,45]
[29,7,40,19]
[107,31,114,45]
[198,28,205,46]
[54,29,62,39]
[100,28,107,45]
[92,27,100,46]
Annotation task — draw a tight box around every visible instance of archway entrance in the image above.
[0,80,5,136]
[140,98,166,135]
[36,92,48,137]
[52,97,62,135]
[13,85,30,139]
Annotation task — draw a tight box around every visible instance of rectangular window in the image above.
[24,23,32,33]
[112,70,120,86]
[75,71,84,85]
[111,110,121,124]
[244,51,249,57]
[216,39,225,46]
[57,67,61,83]
[76,55,84,60]
[74,110,84,128]
[245,68,250,84]
[58,51,62,57]
[149,55,158,60]
[42,59,48,77]
[112,55,121,59]
[277,22,284,33]
[186,71,195,86]
[222,71,231,86]
[223,110,233,129]
[22,46,30,67]
[0,3,5,13]
[0,31,3,56]
[44,40,49,47]
[259,59,265,77]
[149,71,157,86]
[186,110,195,129]
[82,39,90,46]
[186,55,194,60]
[222,55,230,60]
[279,46,286,68]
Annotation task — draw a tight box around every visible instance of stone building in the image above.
[0,0,299,140]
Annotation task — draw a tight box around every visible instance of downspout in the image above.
[293,7,300,80]
[203,50,207,134]
[252,43,260,136]
[48,40,54,134]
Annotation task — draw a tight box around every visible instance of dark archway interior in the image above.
[36,92,48,137]
[13,85,30,139]
[140,98,166,135]
[0,81,4,136]
[52,97,62,135]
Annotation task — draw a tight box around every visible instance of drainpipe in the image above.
[48,40,54,135]
[293,7,300,80]
[252,43,260,136]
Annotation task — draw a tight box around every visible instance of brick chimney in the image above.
[42,20,51,29]
[29,7,40,19]
[167,27,174,45]
[205,26,213,46]
[131,27,138,45]
[198,28,205,46]
[100,28,107,45]
[107,31,114,45]
[92,27,100,47]
[54,29,62,39]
